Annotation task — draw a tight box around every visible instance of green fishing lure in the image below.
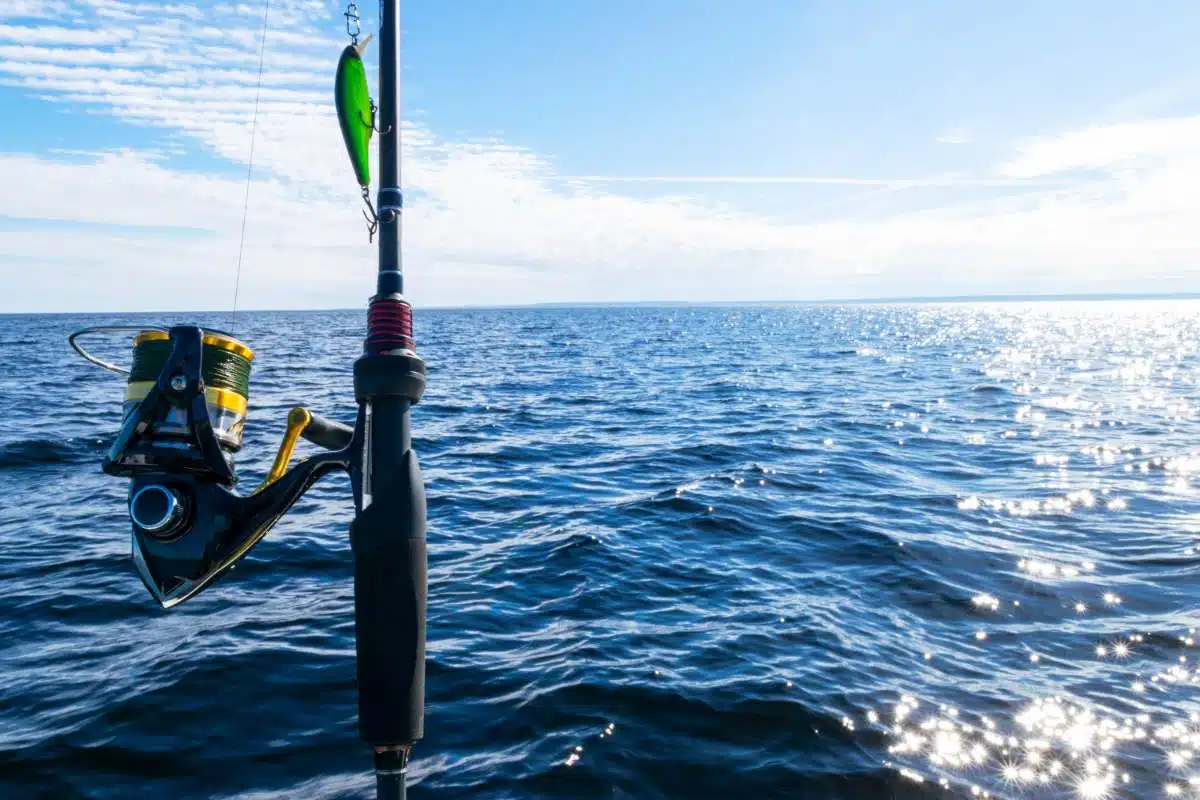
[335,35,374,188]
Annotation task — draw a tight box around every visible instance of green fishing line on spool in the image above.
[129,336,253,398]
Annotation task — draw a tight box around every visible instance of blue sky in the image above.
[2,0,1200,312]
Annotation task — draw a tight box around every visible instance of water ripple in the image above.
[5,302,1200,798]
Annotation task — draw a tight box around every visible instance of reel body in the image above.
[71,324,355,607]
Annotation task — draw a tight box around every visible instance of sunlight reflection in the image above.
[872,623,1200,797]
[867,305,1200,798]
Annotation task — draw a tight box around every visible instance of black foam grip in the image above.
[302,412,354,451]
[351,447,427,746]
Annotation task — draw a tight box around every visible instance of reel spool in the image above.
[124,329,254,453]
[70,325,260,484]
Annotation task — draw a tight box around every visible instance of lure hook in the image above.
[360,99,392,135]
[362,186,379,242]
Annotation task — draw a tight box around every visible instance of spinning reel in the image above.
[70,324,359,607]
[69,321,423,610]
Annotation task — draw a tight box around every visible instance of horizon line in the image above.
[7,291,1200,316]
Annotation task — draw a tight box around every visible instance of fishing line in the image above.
[231,0,272,335]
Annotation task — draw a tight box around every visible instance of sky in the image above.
[3,0,1200,312]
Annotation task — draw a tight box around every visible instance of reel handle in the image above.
[263,408,354,490]
[302,410,355,450]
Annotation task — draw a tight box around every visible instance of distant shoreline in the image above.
[501,292,1200,309]
[9,292,1200,316]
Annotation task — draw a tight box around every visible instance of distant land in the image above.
[476,292,1200,310]
[9,292,1200,316]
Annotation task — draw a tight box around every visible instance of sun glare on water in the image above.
[840,306,1200,798]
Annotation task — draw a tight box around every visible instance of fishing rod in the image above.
[67,2,426,797]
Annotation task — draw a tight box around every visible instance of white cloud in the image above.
[0,24,129,44]
[561,175,1062,188]
[1,1,1199,312]
[936,128,971,145]
[0,2,71,21]
[1000,116,1200,177]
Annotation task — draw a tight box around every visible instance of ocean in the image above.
[3,302,1200,799]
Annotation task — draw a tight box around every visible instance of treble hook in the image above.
[361,187,379,242]
[359,99,392,135]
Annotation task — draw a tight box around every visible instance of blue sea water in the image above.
[3,302,1200,799]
